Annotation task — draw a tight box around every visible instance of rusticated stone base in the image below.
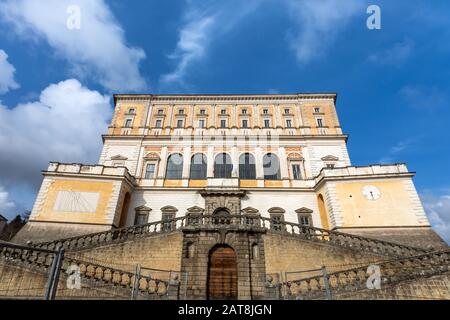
[12,220,112,244]
[335,226,448,250]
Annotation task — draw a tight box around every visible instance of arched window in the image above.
[166,153,183,179]
[239,153,256,179]
[214,153,233,178]
[263,153,281,180]
[190,153,207,180]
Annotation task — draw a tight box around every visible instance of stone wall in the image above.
[264,231,388,276]
[69,231,183,273]
[0,260,131,300]
[332,273,450,300]
[12,221,111,244]
[338,227,448,250]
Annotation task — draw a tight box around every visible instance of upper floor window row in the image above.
[162,153,284,181]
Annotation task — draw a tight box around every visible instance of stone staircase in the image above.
[279,249,450,300]
[0,242,177,300]
[31,215,429,258]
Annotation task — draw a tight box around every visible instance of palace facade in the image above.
[11,93,448,300]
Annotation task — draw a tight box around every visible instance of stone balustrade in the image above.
[280,249,450,300]
[30,214,429,260]
[314,163,411,183]
[46,162,136,183]
[0,242,175,299]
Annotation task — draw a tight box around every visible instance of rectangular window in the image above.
[292,164,302,180]
[314,107,321,113]
[264,119,270,128]
[134,212,149,226]
[200,109,206,115]
[242,109,247,115]
[178,109,184,115]
[298,215,311,226]
[221,109,226,115]
[326,163,335,169]
[124,119,132,128]
[286,119,292,128]
[285,109,290,114]
[128,108,135,114]
[270,214,284,231]
[199,119,205,128]
[317,118,324,127]
[242,119,248,128]
[162,213,175,232]
[221,119,227,128]
[177,119,184,128]
[158,109,163,115]
[155,120,162,128]
[263,109,269,114]
[145,163,156,179]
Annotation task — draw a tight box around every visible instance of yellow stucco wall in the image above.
[335,179,421,227]
[36,179,114,225]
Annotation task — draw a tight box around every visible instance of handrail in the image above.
[31,214,429,257]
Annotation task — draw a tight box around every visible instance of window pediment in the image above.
[161,205,178,213]
[288,152,304,160]
[321,155,339,162]
[135,205,152,212]
[111,155,128,161]
[241,207,260,215]
[295,207,313,214]
[268,207,285,214]
[186,206,205,214]
[144,152,160,160]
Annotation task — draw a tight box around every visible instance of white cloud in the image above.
[421,192,450,244]
[0,50,20,94]
[379,138,417,164]
[0,0,146,92]
[400,85,447,110]
[285,0,364,64]
[0,79,111,190]
[160,0,263,87]
[368,39,414,66]
[0,185,16,216]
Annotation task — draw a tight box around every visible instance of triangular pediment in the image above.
[135,205,152,212]
[111,155,128,161]
[144,152,160,160]
[161,205,178,213]
[321,155,339,161]
[186,206,205,214]
[295,207,313,214]
[241,207,260,215]
[268,207,286,214]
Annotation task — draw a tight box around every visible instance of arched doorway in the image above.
[118,192,131,228]
[207,245,238,300]
[317,194,330,230]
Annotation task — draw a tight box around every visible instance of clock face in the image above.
[362,185,381,201]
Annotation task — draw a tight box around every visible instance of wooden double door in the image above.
[207,245,238,300]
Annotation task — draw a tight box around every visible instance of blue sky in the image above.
[0,0,449,241]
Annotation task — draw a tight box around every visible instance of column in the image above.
[278,147,289,179]
[207,146,215,178]
[158,146,168,178]
[182,146,192,179]
[231,146,239,178]
[255,146,264,179]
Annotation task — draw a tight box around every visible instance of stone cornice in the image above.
[114,93,337,104]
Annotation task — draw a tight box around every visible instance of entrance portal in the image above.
[207,245,238,300]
